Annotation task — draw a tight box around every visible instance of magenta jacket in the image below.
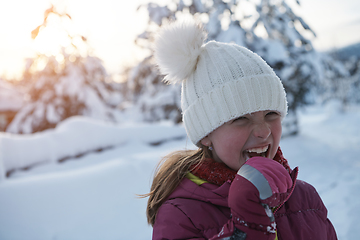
[153,177,337,239]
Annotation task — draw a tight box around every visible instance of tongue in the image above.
[248,152,263,158]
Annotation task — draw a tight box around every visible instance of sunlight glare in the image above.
[33,26,70,56]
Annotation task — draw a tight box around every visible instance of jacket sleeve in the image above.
[273,180,338,240]
[326,218,338,240]
[153,202,206,240]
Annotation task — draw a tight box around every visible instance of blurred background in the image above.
[0,0,359,239]
[0,0,359,135]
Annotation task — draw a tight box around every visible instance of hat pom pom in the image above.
[154,19,207,84]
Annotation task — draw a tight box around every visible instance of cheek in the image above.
[270,121,282,157]
[213,129,248,157]
[274,121,282,142]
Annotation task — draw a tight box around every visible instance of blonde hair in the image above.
[143,147,212,226]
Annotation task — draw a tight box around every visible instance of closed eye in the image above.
[236,116,247,120]
[266,111,279,116]
[232,116,248,123]
[265,111,281,119]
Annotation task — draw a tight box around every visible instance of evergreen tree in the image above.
[7,6,122,134]
[246,0,319,135]
[121,56,181,123]
[124,0,322,135]
[319,53,360,110]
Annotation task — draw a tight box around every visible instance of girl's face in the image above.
[200,110,282,171]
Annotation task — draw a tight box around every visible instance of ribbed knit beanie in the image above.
[154,19,288,146]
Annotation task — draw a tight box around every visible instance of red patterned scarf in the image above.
[190,147,291,186]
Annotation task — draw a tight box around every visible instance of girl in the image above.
[145,19,337,240]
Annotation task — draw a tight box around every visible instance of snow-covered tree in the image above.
[121,57,181,123]
[6,6,122,134]
[317,53,360,110]
[245,0,321,135]
[120,3,182,124]
[124,0,323,135]
[0,79,24,131]
[344,56,360,104]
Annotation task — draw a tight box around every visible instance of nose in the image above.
[252,121,271,139]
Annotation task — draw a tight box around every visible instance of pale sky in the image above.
[0,0,359,79]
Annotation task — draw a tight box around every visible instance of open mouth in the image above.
[243,145,269,161]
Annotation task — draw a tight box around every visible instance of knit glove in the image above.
[212,157,297,240]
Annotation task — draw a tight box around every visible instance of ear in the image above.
[200,136,211,147]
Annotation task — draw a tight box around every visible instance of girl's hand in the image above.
[238,157,295,208]
[224,157,296,240]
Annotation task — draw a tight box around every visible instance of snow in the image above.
[0,79,24,112]
[0,100,359,240]
[260,40,288,65]
[216,22,246,47]
[0,117,186,173]
[146,3,172,26]
[6,55,124,134]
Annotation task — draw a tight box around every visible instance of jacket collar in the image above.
[190,146,291,186]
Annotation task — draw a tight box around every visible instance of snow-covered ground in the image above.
[0,101,359,240]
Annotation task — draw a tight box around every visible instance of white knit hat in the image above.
[154,19,288,146]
